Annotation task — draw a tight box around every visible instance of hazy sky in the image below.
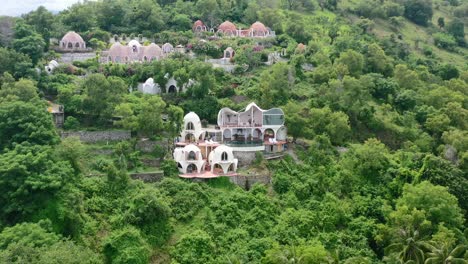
[1,0,83,16]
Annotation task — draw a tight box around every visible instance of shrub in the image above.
[433,32,457,51]
[63,116,80,130]
[103,227,151,264]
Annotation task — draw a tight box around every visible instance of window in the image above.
[188,151,196,160]
[75,42,80,48]
[186,122,194,130]
[221,152,228,161]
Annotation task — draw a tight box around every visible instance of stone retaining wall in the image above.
[229,174,271,189]
[61,130,131,143]
[233,151,258,166]
[130,172,164,183]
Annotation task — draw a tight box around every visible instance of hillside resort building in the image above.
[174,103,287,178]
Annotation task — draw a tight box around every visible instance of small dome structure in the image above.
[224,47,235,59]
[184,112,201,124]
[142,43,162,61]
[173,144,206,174]
[45,60,59,74]
[193,20,207,32]
[181,112,204,143]
[162,43,174,54]
[218,21,237,36]
[108,42,128,63]
[296,43,306,53]
[208,145,238,174]
[142,78,157,94]
[250,21,269,36]
[60,31,86,50]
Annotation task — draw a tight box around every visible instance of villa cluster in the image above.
[101,40,183,63]
[193,20,276,38]
[174,103,287,178]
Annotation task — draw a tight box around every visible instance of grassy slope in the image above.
[340,0,467,68]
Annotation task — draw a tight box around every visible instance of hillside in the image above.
[0,0,467,263]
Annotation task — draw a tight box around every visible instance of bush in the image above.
[254,151,264,166]
[433,32,457,51]
[103,227,151,264]
[63,116,80,130]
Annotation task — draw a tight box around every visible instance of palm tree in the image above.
[424,243,467,264]
[385,228,428,264]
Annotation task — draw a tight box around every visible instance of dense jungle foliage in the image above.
[0,0,467,263]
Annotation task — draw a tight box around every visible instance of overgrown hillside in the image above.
[0,0,467,263]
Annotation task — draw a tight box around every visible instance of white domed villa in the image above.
[173,103,287,178]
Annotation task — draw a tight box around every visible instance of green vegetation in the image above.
[0,0,467,263]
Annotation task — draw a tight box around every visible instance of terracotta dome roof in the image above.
[218,21,237,32]
[61,31,85,43]
[193,20,205,30]
[250,21,268,33]
[297,43,306,52]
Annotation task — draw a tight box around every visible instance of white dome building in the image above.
[142,78,158,94]
[180,112,205,143]
[208,145,238,174]
[45,60,59,74]
[173,144,206,174]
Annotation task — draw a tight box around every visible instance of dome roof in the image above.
[250,21,268,32]
[209,144,235,163]
[108,42,128,57]
[143,43,162,58]
[184,112,201,123]
[183,144,201,153]
[144,78,154,85]
[61,31,85,43]
[48,60,59,67]
[218,21,237,32]
[162,43,174,52]
[297,43,306,51]
[128,39,142,47]
[193,20,205,30]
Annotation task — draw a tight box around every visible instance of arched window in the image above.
[108,56,112,62]
[62,42,65,48]
[143,56,148,62]
[132,45,138,53]
[221,152,228,161]
[188,151,196,160]
[67,42,73,48]
[75,42,80,48]
[186,122,194,130]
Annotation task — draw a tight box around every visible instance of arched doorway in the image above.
[177,162,183,169]
[185,133,195,143]
[264,129,275,141]
[67,42,73,49]
[187,164,197,174]
[168,85,176,93]
[228,164,235,173]
[213,164,223,174]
